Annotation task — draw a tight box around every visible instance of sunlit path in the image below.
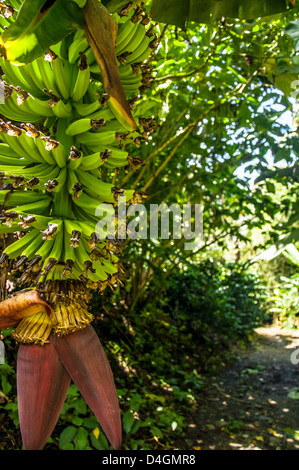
[186,326,299,450]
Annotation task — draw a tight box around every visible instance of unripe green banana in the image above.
[50,57,71,101]
[24,95,55,117]
[1,229,42,261]
[36,56,61,98]
[34,136,57,166]
[71,63,91,102]
[73,99,102,116]
[13,231,44,269]
[116,20,139,54]
[75,168,115,201]
[68,34,89,64]
[66,117,106,136]
[75,130,118,147]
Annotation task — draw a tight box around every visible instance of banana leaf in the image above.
[285,20,299,52]
[0,0,83,64]
[283,243,299,265]
[151,0,295,29]
[251,228,299,263]
[255,163,299,183]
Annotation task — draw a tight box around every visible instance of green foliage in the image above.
[151,0,294,29]
[0,0,83,64]
[267,273,299,327]
[151,261,266,343]
[56,385,110,450]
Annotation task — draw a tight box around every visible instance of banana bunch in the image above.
[0,1,157,294]
[0,0,159,452]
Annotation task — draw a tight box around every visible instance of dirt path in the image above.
[186,326,299,450]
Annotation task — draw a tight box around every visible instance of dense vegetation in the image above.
[1,0,299,450]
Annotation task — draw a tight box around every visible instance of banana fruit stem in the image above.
[53,190,74,218]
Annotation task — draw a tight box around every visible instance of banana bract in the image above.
[0,0,158,450]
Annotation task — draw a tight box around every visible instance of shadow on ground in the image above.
[186,326,299,450]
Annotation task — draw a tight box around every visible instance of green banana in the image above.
[75,168,115,202]
[7,197,52,216]
[62,228,76,275]
[85,107,115,121]
[118,64,138,79]
[0,155,25,166]
[125,34,151,65]
[51,142,68,168]
[0,143,20,158]
[25,95,55,117]
[34,137,57,166]
[104,155,129,168]
[18,63,47,100]
[70,236,100,278]
[121,74,144,86]
[71,64,91,102]
[28,237,55,269]
[46,166,68,193]
[0,94,42,123]
[51,57,71,101]
[0,132,35,162]
[49,99,72,118]
[41,223,64,273]
[30,214,55,230]
[67,168,83,201]
[68,34,89,64]
[0,57,31,91]
[74,191,114,218]
[73,99,102,117]
[0,222,28,235]
[68,148,82,170]
[0,190,50,206]
[74,130,118,148]
[36,56,61,98]
[13,231,45,268]
[17,131,47,164]
[24,60,47,95]
[1,228,42,260]
[128,46,152,66]
[117,22,147,57]
[66,118,108,136]
[78,220,99,239]
[116,20,138,53]
[81,46,97,67]
[0,162,59,180]
[80,151,106,170]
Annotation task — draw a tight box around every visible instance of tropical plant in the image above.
[0,0,296,452]
[0,0,157,450]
